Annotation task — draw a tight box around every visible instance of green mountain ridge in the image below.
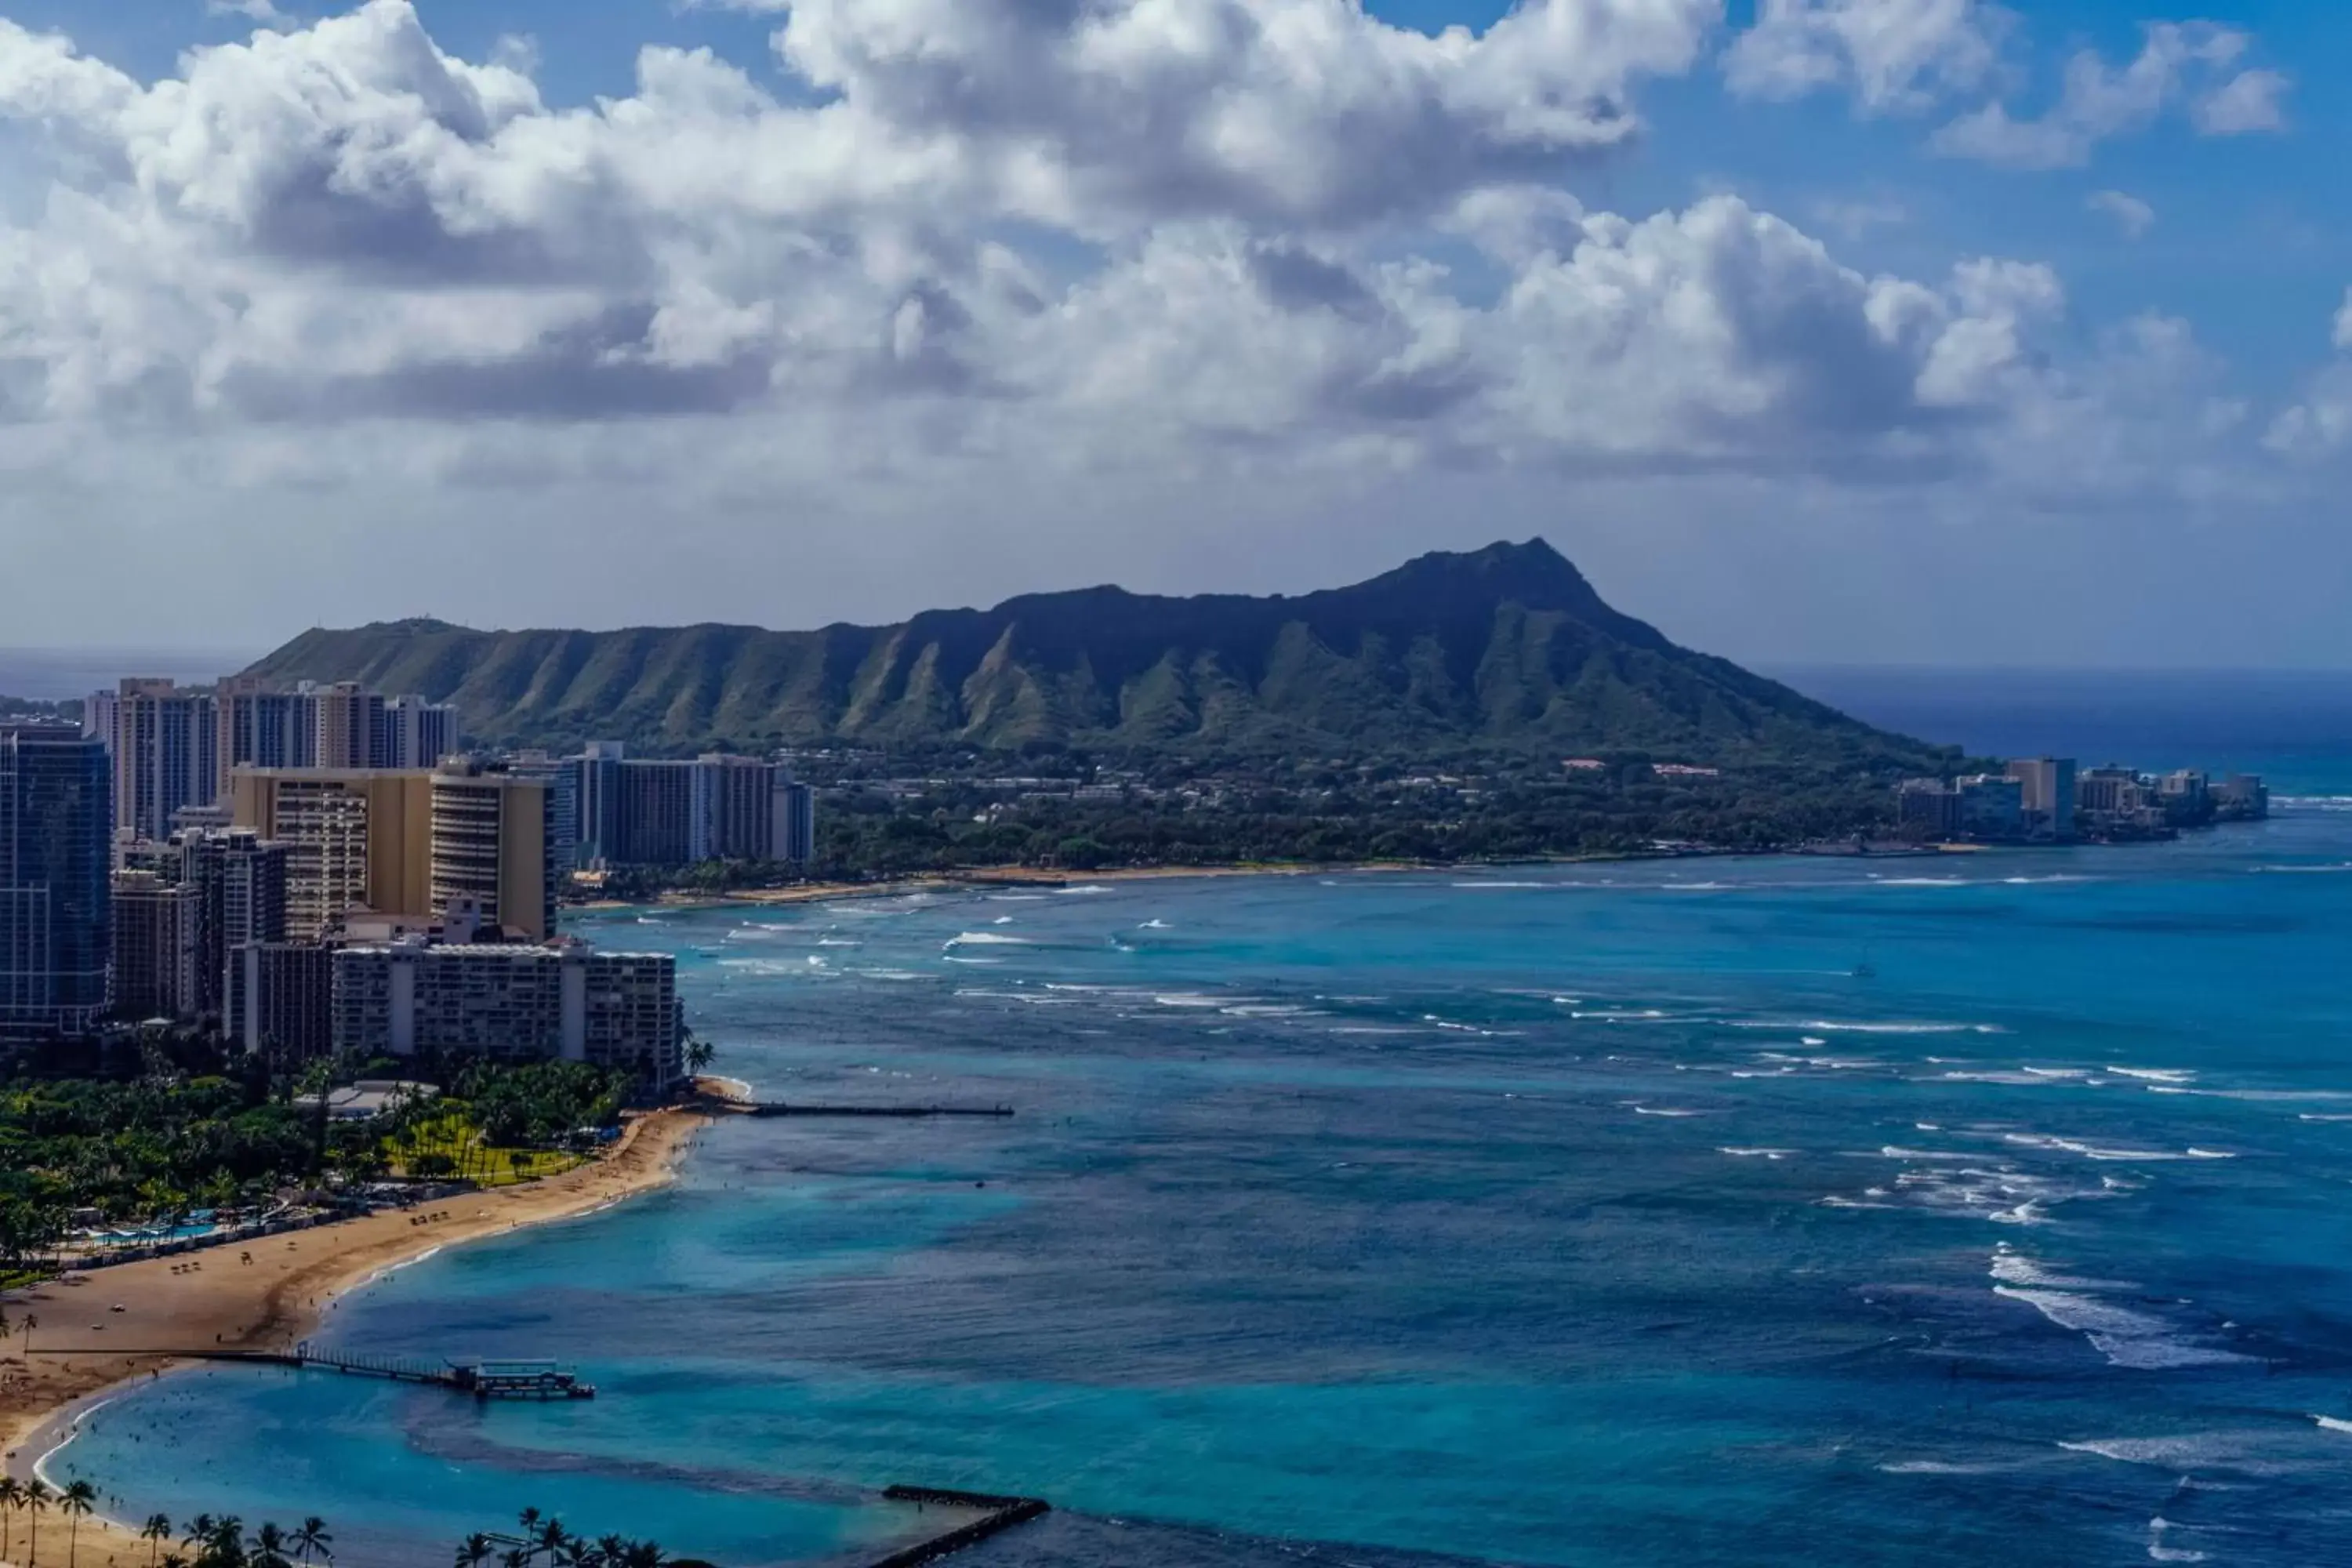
[242,540,1950,770]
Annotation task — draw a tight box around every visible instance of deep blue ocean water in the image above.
[43,676,2352,1568]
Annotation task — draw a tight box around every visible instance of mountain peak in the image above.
[239,540,1941,770]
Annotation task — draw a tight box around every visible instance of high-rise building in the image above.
[614,758,707,866]
[387,697,460,771]
[578,752,817,868]
[218,678,312,794]
[1955,775,2025,840]
[180,829,289,1020]
[703,755,779,861]
[111,680,220,840]
[506,752,579,879]
[428,763,554,941]
[0,726,113,1036]
[227,942,335,1064]
[232,765,553,941]
[332,943,682,1086]
[2004,757,2078,843]
[83,689,118,750]
[111,869,200,1021]
[575,742,626,868]
[230,769,434,940]
[775,778,816,865]
[312,682,388,771]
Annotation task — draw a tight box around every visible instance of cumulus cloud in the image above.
[1724,0,2005,112]
[1935,22,2288,169]
[2267,289,2352,458]
[0,0,2318,657]
[2087,189,2154,239]
[0,0,2085,473]
[2193,67,2289,135]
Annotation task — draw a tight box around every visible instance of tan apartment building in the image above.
[230,764,551,942]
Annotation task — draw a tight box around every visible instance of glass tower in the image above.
[0,724,114,1035]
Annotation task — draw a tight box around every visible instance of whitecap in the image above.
[1720,1147,1795,1160]
[1998,1288,2254,1369]
[1054,884,1112,895]
[2108,1067,2196,1084]
[944,931,1035,948]
[1139,919,1173,930]
[2314,1415,2352,1436]
[1628,1105,1703,1117]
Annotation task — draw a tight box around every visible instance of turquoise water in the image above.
[47,746,2352,1564]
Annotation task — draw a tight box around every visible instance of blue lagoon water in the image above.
[49,772,2352,1565]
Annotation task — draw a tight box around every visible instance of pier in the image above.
[742,1103,1014,1120]
[864,1488,1051,1567]
[38,1345,596,1399]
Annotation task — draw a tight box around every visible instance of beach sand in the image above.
[0,1103,713,1568]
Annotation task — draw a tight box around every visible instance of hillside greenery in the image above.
[242,541,1954,775]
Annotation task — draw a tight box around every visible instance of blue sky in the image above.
[24,0,2329,372]
[0,2,2344,663]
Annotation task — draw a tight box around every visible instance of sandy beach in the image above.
[0,1103,713,1568]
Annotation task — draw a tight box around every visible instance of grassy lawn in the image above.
[387,1112,588,1188]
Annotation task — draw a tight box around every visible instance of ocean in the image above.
[41,674,2352,1568]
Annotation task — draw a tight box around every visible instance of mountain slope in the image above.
[241,540,1947,768]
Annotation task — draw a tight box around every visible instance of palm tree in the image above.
[20,1311,36,1359]
[183,1515,218,1555]
[60,1479,96,1568]
[143,1513,176,1567]
[532,1517,569,1565]
[251,1521,295,1568]
[454,1533,495,1568]
[203,1514,248,1568]
[23,1477,49,1565]
[0,1475,21,1560]
[290,1517,332,1564]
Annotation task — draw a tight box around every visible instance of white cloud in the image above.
[207,0,294,23]
[2087,189,2154,240]
[1725,0,2005,112]
[2194,67,2289,136]
[1935,21,2285,169]
[0,0,2318,659]
[765,0,1722,233]
[2267,290,2352,458]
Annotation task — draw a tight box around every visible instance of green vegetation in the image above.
[241,541,1954,775]
[0,1076,318,1267]
[0,1058,644,1270]
[378,1063,635,1185]
[458,1509,680,1568]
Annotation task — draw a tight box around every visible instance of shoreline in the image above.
[568,818,2286,920]
[0,1103,714,1568]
